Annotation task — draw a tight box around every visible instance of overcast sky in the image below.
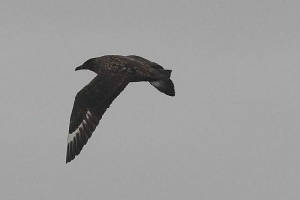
[0,0,299,199]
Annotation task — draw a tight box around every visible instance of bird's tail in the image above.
[150,70,175,96]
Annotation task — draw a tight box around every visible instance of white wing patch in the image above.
[67,110,93,144]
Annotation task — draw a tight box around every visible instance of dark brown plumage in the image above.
[66,55,175,163]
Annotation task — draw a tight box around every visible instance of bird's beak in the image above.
[75,65,85,71]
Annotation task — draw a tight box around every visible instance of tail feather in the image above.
[152,69,172,80]
[150,78,175,96]
[162,70,172,79]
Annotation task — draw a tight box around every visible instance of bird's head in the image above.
[75,58,99,73]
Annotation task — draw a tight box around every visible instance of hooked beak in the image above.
[75,65,85,71]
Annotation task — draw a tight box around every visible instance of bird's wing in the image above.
[66,74,129,163]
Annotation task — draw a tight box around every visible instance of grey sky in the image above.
[0,0,299,199]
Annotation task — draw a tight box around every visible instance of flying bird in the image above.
[66,55,175,163]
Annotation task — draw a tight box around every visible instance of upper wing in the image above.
[66,74,129,163]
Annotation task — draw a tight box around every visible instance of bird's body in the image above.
[66,55,175,163]
[77,55,172,82]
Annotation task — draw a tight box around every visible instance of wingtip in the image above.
[66,154,71,164]
[66,142,75,164]
[66,154,75,164]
